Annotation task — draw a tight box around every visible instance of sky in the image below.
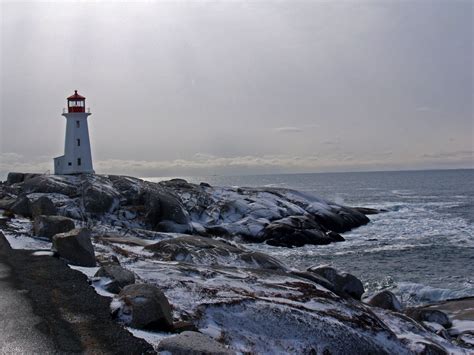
[1,0,472,178]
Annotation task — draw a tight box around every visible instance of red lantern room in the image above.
[67,90,86,113]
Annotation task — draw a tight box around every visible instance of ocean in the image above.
[147,169,474,306]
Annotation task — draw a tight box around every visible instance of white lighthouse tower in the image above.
[54,90,95,175]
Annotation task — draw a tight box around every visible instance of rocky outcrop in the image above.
[33,215,75,240]
[145,235,285,270]
[31,196,57,218]
[157,331,234,355]
[367,290,403,312]
[52,228,96,267]
[114,284,173,330]
[94,265,135,293]
[307,265,365,300]
[6,172,40,185]
[3,173,375,248]
[257,215,344,247]
[2,171,469,354]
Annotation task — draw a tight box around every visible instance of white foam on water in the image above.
[393,282,474,306]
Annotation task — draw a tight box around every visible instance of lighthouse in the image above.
[54,90,95,175]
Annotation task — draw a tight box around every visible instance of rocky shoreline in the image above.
[0,172,472,353]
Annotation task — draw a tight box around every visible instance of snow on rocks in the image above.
[2,174,372,247]
[1,173,469,353]
[144,235,285,270]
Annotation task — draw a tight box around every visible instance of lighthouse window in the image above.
[76,121,80,128]
[68,162,72,166]
[77,139,81,146]
[77,158,82,166]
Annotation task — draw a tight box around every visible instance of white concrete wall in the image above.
[54,112,94,175]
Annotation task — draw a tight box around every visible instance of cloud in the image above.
[1,149,473,181]
[420,150,473,161]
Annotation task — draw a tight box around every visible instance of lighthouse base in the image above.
[54,155,95,175]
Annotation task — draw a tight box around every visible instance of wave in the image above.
[393,282,474,306]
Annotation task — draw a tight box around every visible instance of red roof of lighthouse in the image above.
[67,90,86,100]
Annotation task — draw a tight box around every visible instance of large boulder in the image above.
[307,266,364,300]
[142,188,191,232]
[94,265,135,293]
[310,205,370,233]
[31,196,57,218]
[34,215,75,240]
[83,180,120,214]
[405,309,452,329]
[114,284,173,330]
[9,196,32,217]
[52,228,96,267]
[257,215,343,247]
[367,290,403,312]
[157,331,234,355]
[145,235,285,270]
[6,172,26,185]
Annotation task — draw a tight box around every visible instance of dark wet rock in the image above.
[367,290,403,312]
[6,172,26,185]
[406,309,452,329]
[145,235,285,270]
[30,196,57,218]
[353,207,384,215]
[94,265,135,293]
[5,172,40,185]
[172,321,198,333]
[83,182,119,214]
[259,215,334,247]
[115,283,173,330]
[10,196,32,217]
[142,187,191,231]
[311,205,370,233]
[307,266,364,300]
[108,175,143,205]
[157,331,234,355]
[200,182,212,188]
[326,230,345,242]
[52,228,96,267]
[33,215,75,240]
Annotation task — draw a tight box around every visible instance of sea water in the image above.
[148,169,474,306]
